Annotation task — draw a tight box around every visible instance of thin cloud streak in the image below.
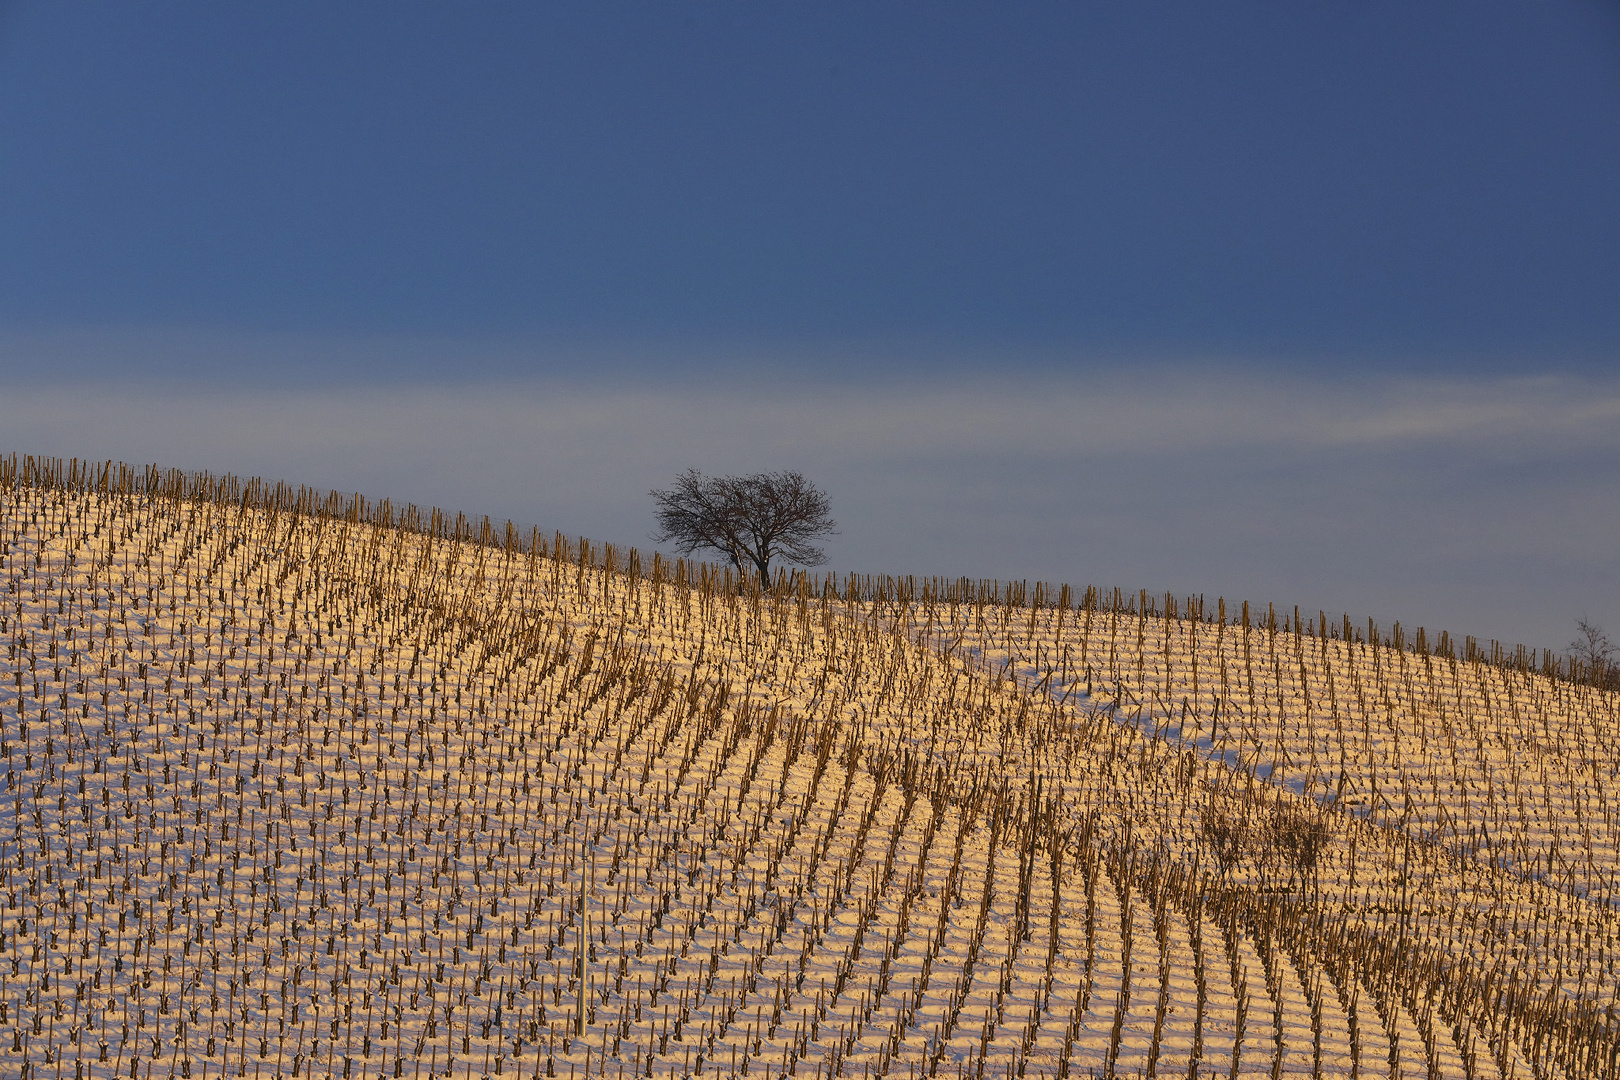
[9,368,1619,470]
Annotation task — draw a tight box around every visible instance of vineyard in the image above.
[0,456,1614,1080]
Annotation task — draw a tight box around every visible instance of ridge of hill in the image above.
[0,456,1614,1079]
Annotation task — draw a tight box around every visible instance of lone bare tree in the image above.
[650,469,835,583]
[1569,617,1614,685]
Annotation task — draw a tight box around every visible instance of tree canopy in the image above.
[650,469,835,583]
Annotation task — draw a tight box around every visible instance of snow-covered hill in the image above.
[0,457,1612,1079]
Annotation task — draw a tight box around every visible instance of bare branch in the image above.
[650,469,836,582]
[1568,617,1615,685]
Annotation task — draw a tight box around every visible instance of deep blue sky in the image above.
[1,3,1617,652]
[4,2,1619,371]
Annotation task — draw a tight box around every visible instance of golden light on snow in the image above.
[0,456,1613,1078]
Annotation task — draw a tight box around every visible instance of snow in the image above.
[0,482,1612,1079]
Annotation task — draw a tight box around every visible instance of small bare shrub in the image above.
[1199,805,1247,878]
[1267,802,1331,892]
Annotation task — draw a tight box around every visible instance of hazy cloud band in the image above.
[1,342,1613,652]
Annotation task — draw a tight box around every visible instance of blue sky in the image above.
[1,2,1617,650]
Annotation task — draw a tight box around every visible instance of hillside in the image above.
[0,457,1614,1079]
